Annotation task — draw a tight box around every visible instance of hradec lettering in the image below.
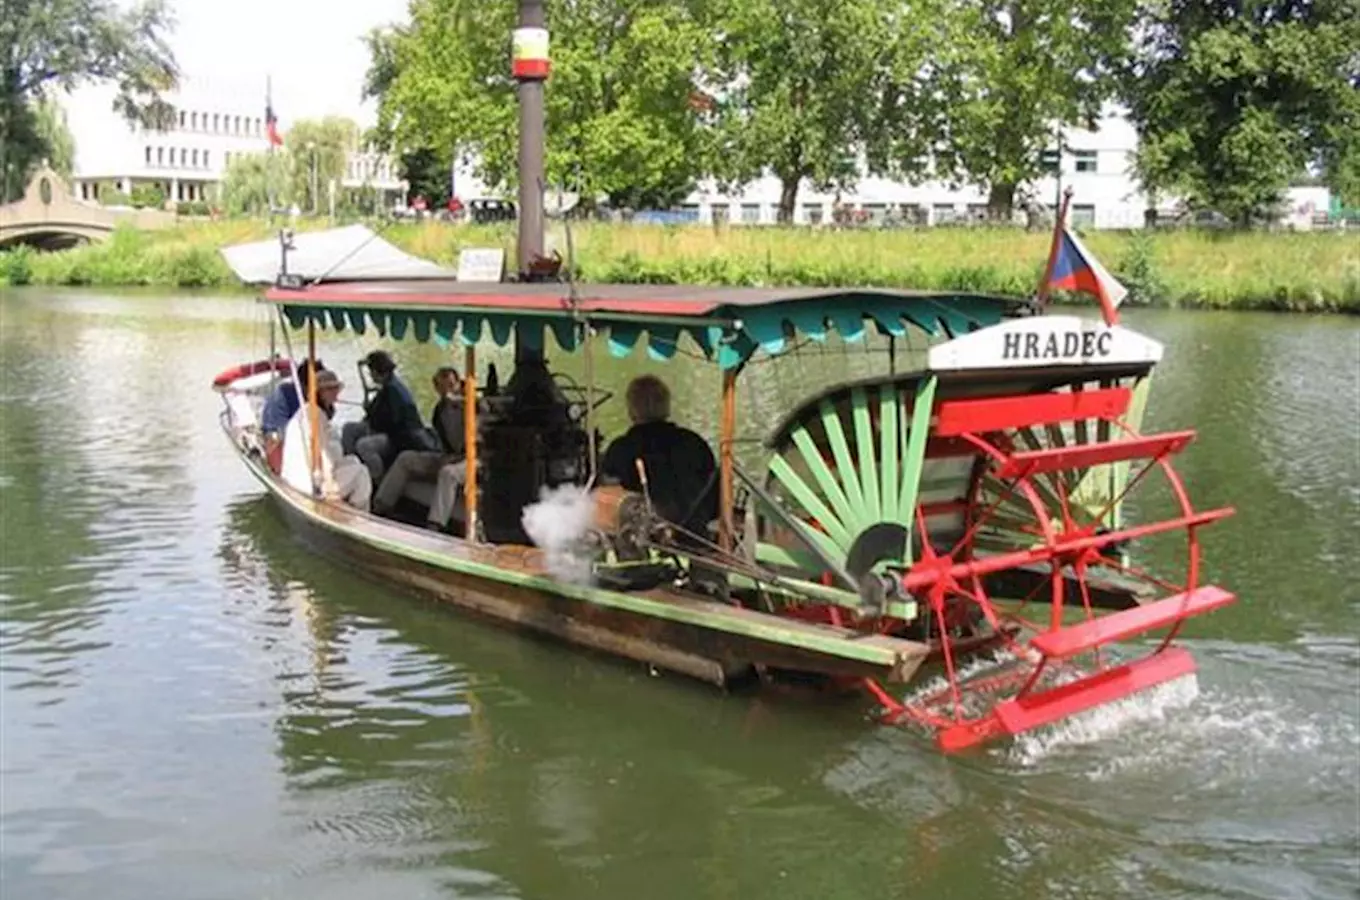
[1002,329,1113,361]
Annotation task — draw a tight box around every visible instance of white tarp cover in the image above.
[220,224,455,285]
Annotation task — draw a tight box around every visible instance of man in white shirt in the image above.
[280,369,372,510]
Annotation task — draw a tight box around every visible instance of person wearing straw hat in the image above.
[281,368,373,510]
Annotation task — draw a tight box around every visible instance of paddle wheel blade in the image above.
[1030,585,1235,659]
[937,647,1197,752]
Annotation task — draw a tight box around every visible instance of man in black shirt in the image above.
[372,366,469,530]
[345,350,434,481]
[600,375,718,535]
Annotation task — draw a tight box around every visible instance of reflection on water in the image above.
[1,290,1357,900]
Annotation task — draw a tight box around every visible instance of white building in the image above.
[61,76,405,207]
[682,109,1152,228]
[454,105,1329,229]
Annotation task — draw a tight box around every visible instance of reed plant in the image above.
[2,218,1355,312]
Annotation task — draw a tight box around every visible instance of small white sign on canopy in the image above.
[456,247,506,282]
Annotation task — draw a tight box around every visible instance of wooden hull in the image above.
[227,434,930,691]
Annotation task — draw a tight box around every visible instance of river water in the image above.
[1,289,1357,900]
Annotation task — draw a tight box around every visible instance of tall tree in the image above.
[219,151,293,217]
[285,116,360,215]
[0,0,177,201]
[32,98,76,178]
[706,0,918,222]
[397,145,454,208]
[1124,0,1360,223]
[919,0,1137,220]
[364,0,714,211]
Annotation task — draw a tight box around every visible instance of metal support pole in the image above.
[514,0,550,367]
[516,0,546,277]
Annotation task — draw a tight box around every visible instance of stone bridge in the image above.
[0,167,174,250]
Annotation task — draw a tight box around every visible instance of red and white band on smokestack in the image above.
[512,27,550,79]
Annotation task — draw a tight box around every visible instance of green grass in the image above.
[2,218,1356,312]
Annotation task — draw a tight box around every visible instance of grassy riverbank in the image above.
[2,219,1356,312]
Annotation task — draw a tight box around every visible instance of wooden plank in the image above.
[851,387,881,521]
[820,399,867,526]
[767,456,854,550]
[1030,585,1236,659]
[790,428,857,534]
[998,430,1196,479]
[898,375,938,543]
[935,387,1132,437]
[879,384,900,521]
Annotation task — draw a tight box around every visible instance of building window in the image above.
[254,118,262,135]
[740,203,761,224]
[203,151,210,169]
[224,151,231,167]
[966,203,990,222]
[711,203,730,224]
[178,111,185,128]
[145,146,152,165]
[803,203,824,225]
[191,149,199,167]
[932,203,958,224]
[1070,204,1097,227]
[1074,150,1098,174]
[190,112,197,130]
[157,147,164,166]
[863,203,888,225]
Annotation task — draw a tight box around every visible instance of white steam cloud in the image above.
[522,484,597,585]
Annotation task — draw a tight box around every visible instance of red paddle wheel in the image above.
[857,384,1237,751]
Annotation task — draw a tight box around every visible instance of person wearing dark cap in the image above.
[344,350,434,482]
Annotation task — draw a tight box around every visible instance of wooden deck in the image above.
[233,442,932,688]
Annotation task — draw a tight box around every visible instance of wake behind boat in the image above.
[212,215,1235,753]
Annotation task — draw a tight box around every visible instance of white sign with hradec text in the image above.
[457,247,505,282]
[927,315,1164,371]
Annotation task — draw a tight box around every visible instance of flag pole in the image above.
[266,75,276,218]
[1036,185,1074,309]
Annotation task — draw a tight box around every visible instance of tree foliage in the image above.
[707,0,919,221]
[285,116,360,214]
[364,0,713,210]
[220,152,293,217]
[33,98,76,178]
[0,0,177,200]
[918,0,1137,218]
[1124,0,1360,222]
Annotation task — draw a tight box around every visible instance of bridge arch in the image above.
[0,167,173,251]
[0,222,112,251]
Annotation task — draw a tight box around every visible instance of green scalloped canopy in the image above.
[264,281,1023,370]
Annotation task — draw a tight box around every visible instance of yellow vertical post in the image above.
[463,345,479,541]
[719,369,737,552]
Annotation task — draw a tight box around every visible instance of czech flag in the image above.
[265,101,282,147]
[1046,226,1128,326]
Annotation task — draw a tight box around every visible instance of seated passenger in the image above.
[280,370,372,510]
[373,366,470,532]
[342,350,434,482]
[261,360,323,473]
[600,375,718,534]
